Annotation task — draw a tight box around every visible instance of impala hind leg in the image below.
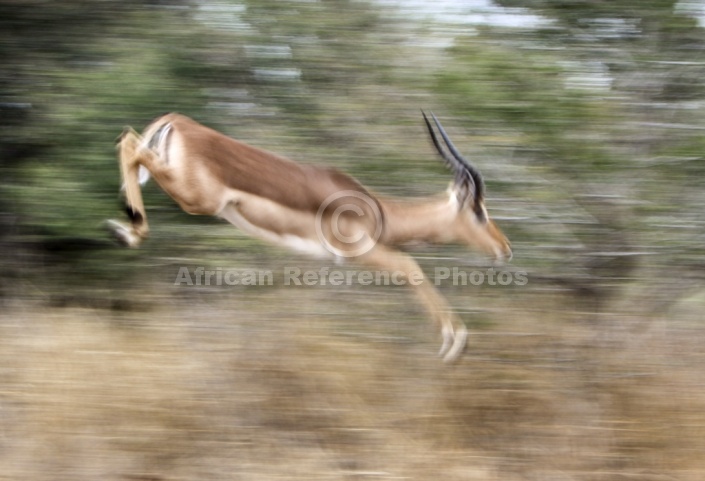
[357,244,468,362]
[107,128,151,248]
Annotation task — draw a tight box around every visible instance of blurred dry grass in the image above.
[1,283,704,481]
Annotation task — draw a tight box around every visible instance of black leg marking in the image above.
[125,204,143,226]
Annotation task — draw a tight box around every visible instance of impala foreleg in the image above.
[107,128,150,247]
[358,245,468,362]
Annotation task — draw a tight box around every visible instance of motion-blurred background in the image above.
[1,1,705,479]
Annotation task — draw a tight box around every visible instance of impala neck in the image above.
[380,194,459,246]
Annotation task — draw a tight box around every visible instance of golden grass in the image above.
[0,286,704,480]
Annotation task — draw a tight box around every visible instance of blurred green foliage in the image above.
[1,0,704,302]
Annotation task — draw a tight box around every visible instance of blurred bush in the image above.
[1,0,704,308]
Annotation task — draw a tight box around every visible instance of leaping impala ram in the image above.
[107,112,512,362]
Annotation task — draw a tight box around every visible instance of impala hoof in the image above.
[439,325,455,359]
[105,219,140,248]
[442,324,468,363]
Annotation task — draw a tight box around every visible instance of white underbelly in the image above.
[217,200,333,259]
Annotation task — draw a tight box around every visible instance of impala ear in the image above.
[448,179,473,209]
[460,174,479,205]
[472,199,488,223]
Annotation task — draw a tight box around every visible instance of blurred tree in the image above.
[1,0,703,309]
[0,0,403,301]
[0,1,221,300]
[436,0,705,311]
[497,0,705,100]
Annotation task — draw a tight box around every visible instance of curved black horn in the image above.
[422,112,476,208]
[427,112,485,203]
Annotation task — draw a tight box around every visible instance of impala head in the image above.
[423,112,512,262]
